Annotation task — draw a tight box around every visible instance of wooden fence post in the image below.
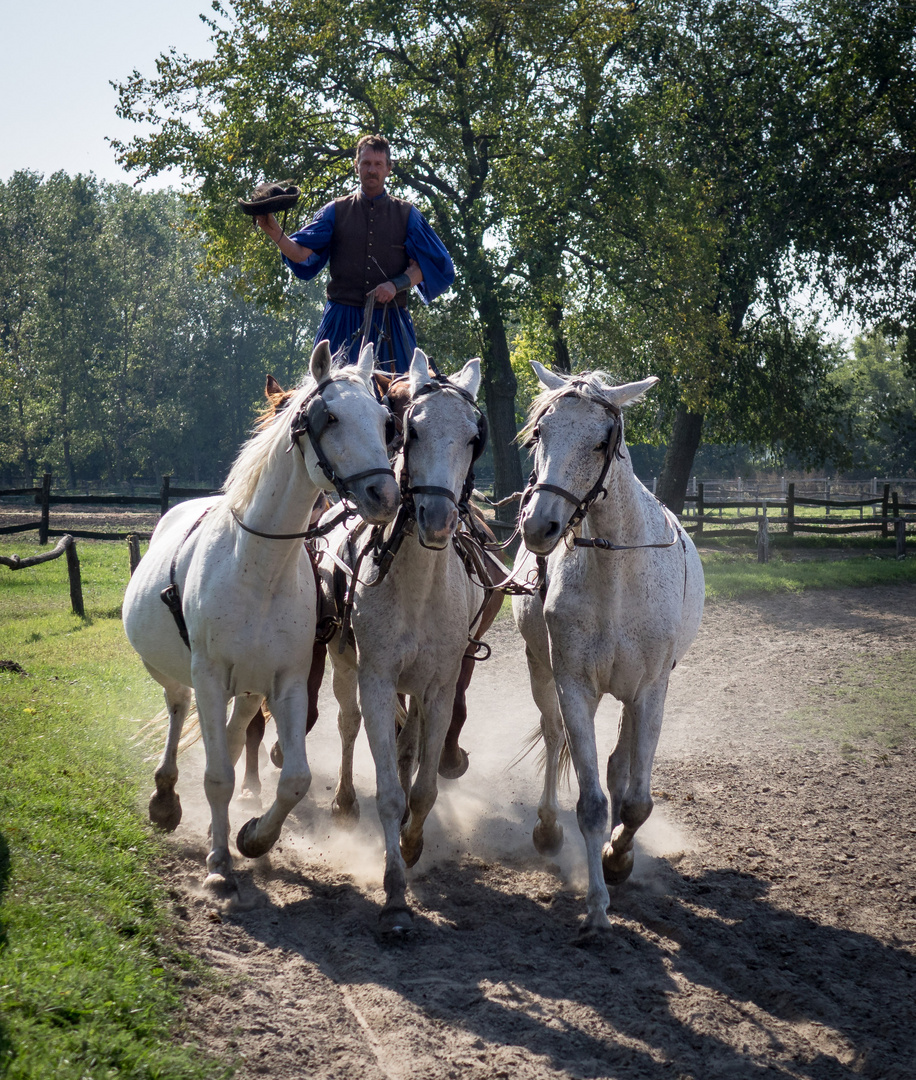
[757,504,770,563]
[786,482,795,537]
[159,475,171,519]
[695,483,704,537]
[896,518,907,560]
[127,534,142,575]
[38,473,51,545]
[64,538,85,617]
[882,483,890,538]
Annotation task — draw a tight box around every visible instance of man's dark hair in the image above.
[355,133,391,165]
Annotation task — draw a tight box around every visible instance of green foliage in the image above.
[0,537,227,1079]
[828,329,916,476]
[0,174,325,485]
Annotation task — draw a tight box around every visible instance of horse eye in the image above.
[595,440,608,452]
[525,426,540,449]
[408,424,419,440]
[326,413,338,425]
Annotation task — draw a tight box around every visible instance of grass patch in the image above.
[790,652,916,753]
[0,537,228,1080]
[701,551,916,601]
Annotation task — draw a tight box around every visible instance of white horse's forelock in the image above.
[520,370,628,444]
[221,358,365,514]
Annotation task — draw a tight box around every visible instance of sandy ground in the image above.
[135,582,916,1080]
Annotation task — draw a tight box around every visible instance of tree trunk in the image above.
[656,407,704,514]
[478,291,524,525]
[545,298,571,374]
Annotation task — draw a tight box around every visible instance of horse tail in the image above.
[131,704,204,760]
[509,723,572,789]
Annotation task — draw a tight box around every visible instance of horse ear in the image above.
[265,374,285,400]
[530,360,566,391]
[409,348,434,397]
[355,342,376,383]
[309,340,333,384]
[608,376,660,408]
[450,357,482,400]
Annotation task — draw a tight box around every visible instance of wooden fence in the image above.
[681,482,915,539]
[1,474,913,561]
[0,475,218,543]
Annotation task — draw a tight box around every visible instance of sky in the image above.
[0,0,860,341]
[0,0,216,189]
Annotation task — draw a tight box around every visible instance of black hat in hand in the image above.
[238,182,301,216]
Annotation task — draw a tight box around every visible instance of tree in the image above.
[113,0,634,515]
[830,330,916,477]
[551,0,916,510]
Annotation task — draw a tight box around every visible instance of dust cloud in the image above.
[148,618,698,897]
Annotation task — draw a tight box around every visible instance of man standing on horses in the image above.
[254,134,454,374]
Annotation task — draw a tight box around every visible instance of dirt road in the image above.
[154,584,916,1080]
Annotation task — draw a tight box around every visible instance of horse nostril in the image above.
[418,504,426,527]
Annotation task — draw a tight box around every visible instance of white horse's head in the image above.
[398,348,484,548]
[298,341,400,524]
[519,361,658,555]
[224,341,399,527]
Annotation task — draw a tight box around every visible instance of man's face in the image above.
[356,148,391,198]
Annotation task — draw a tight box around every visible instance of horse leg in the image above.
[525,646,565,857]
[330,662,361,827]
[147,667,192,832]
[239,707,266,806]
[269,640,327,769]
[227,696,265,809]
[438,653,473,779]
[602,680,667,886]
[360,672,411,935]
[191,673,236,893]
[397,697,420,801]
[400,686,453,870]
[236,684,311,859]
[555,678,610,934]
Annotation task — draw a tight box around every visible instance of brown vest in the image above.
[328,191,412,307]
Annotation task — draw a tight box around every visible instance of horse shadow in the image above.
[224,850,916,1079]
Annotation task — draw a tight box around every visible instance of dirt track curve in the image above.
[151,584,916,1080]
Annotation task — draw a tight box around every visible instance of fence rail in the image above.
[2,475,913,560]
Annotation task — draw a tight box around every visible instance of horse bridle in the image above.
[521,386,680,556]
[398,378,488,513]
[230,376,398,542]
[521,388,624,534]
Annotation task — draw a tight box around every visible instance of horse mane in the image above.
[220,359,367,515]
[519,369,635,445]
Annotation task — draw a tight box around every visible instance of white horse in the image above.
[123,342,399,894]
[512,363,704,936]
[319,349,489,935]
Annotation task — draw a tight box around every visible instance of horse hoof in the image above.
[602,843,634,886]
[236,817,275,859]
[203,872,238,899]
[236,788,262,813]
[378,905,414,938]
[269,740,284,769]
[533,820,564,857]
[573,919,613,947]
[437,746,469,780]
[400,833,424,869]
[331,799,361,830]
[148,790,182,832]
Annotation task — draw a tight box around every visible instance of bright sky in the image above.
[0,0,860,341]
[0,0,215,189]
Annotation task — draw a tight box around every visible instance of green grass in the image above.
[791,652,916,755]
[701,550,916,601]
[0,537,229,1080]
